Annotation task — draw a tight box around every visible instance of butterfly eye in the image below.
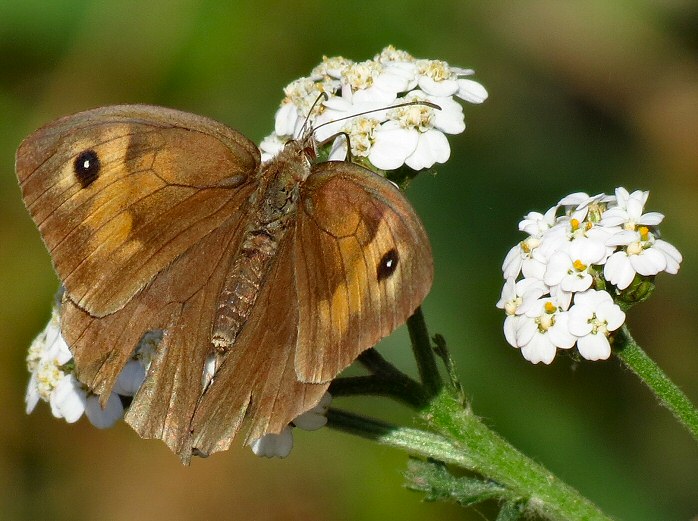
[377,248,399,281]
[73,149,101,188]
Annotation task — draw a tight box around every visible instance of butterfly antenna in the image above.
[312,100,442,163]
[312,100,441,135]
[300,92,329,138]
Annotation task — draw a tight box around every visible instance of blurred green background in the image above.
[1,1,696,520]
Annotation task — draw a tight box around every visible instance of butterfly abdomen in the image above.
[211,157,301,351]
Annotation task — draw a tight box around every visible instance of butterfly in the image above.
[16,104,433,462]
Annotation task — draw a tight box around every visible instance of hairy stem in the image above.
[327,404,613,521]
[614,324,698,442]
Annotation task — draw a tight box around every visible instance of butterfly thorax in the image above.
[210,141,309,353]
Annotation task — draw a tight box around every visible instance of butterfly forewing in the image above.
[16,105,260,316]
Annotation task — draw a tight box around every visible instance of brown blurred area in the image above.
[0,1,696,520]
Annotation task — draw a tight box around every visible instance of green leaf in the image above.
[433,334,465,404]
[497,500,526,521]
[404,458,510,507]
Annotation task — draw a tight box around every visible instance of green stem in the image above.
[357,348,403,375]
[327,402,613,521]
[329,374,428,409]
[407,307,442,396]
[614,324,698,442]
[327,408,473,465]
[425,392,612,521]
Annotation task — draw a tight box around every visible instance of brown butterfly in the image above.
[16,105,433,463]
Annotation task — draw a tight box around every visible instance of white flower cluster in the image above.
[259,46,488,171]
[25,304,332,458]
[26,305,149,428]
[497,188,682,365]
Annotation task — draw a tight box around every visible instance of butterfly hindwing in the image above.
[293,161,434,383]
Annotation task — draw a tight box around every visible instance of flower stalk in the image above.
[613,324,698,441]
[327,397,612,521]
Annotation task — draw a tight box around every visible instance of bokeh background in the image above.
[1,1,696,520]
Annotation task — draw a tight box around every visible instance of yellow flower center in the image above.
[343,117,380,156]
[627,241,643,255]
[343,61,382,91]
[391,102,434,132]
[573,259,587,272]
[504,297,522,316]
[521,236,540,254]
[418,60,452,82]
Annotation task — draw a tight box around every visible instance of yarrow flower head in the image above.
[259,45,487,175]
[498,188,681,364]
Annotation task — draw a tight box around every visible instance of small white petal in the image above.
[293,410,327,431]
[353,85,398,104]
[405,130,450,170]
[543,251,569,286]
[568,304,594,336]
[50,375,86,423]
[569,236,607,265]
[113,360,146,396]
[637,212,664,226]
[502,244,523,279]
[294,393,331,431]
[456,79,489,103]
[274,103,300,137]
[629,248,666,276]
[561,272,592,293]
[521,333,556,364]
[431,98,465,134]
[25,373,40,414]
[558,192,591,207]
[496,278,517,309]
[549,285,572,310]
[259,133,285,162]
[614,187,630,202]
[369,126,418,170]
[598,302,626,331]
[521,257,547,281]
[653,240,682,273]
[626,197,644,220]
[418,76,459,97]
[548,314,576,349]
[604,252,636,290]
[85,393,124,429]
[599,210,628,228]
[570,289,594,307]
[503,315,520,347]
[577,334,611,361]
[515,317,537,347]
[250,427,294,458]
[605,230,637,247]
[374,69,410,93]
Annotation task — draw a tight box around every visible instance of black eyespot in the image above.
[377,248,399,281]
[73,149,100,188]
